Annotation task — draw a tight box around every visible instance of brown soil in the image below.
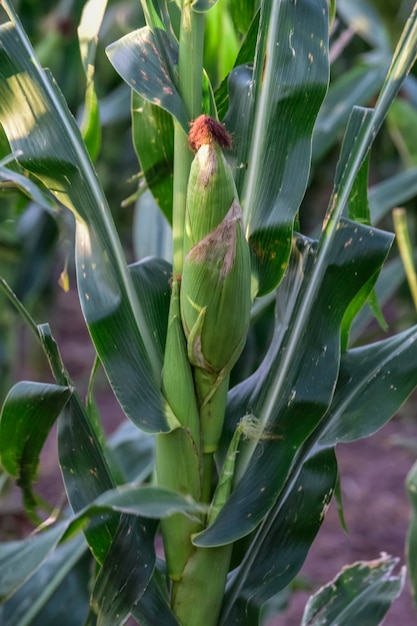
[273,418,417,626]
[1,285,417,625]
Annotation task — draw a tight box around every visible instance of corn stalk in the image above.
[1,1,417,626]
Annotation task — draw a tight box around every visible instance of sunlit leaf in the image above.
[0,162,56,211]
[77,0,108,159]
[228,0,258,35]
[0,7,170,434]
[204,0,239,87]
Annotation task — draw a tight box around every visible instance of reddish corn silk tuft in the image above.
[188,115,232,152]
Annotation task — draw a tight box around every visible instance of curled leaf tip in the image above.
[188,115,232,151]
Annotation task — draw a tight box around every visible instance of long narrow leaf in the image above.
[0,535,89,626]
[320,324,417,445]
[221,448,337,625]
[131,92,174,223]
[0,3,170,434]
[196,219,392,548]
[0,483,203,602]
[78,0,108,159]
[0,381,72,517]
[225,0,329,295]
[301,555,405,626]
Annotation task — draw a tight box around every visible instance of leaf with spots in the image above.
[220,448,338,625]
[301,555,405,626]
[0,5,171,434]
[224,0,330,296]
[319,323,417,446]
[107,26,189,132]
[132,91,174,224]
[195,219,393,549]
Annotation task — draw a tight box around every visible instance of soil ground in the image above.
[1,286,417,625]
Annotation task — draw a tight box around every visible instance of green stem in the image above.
[171,544,232,626]
[172,4,205,275]
[195,373,230,505]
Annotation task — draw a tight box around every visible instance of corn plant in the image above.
[1,1,417,625]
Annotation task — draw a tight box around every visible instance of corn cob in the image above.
[181,115,251,457]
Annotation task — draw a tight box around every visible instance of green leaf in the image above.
[0,536,89,626]
[91,517,158,626]
[0,521,69,602]
[106,27,189,131]
[0,381,72,517]
[214,10,260,120]
[78,0,108,160]
[133,190,173,260]
[38,313,160,626]
[192,0,220,12]
[109,421,155,484]
[196,219,392,548]
[132,558,180,626]
[132,92,174,223]
[301,555,405,626]
[350,256,407,342]
[220,448,337,625]
[0,6,170,433]
[406,459,417,609]
[341,154,387,347]
[129,257,172,369]
[0,484,203,602]
[91,484,204,518]
[319,324,417,445]
[204,0,239,87]
[225,0,330,295]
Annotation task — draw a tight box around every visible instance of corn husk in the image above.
[181,199,251,376]
[184,141,237,253]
